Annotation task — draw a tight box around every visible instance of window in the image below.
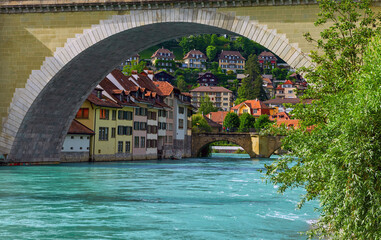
[179,119,184,129]
[234,109,238,114]
[148,111,157,120]
[223,92,228,96]
[125,141,131,153]
[134,136,139,148]
[99,109,109,120]
[169,111,173,119]
[76,108,89,119]
[118,141,123,153]
[140,122,147,130]
[253,109,258,114]
[168,123,173,131]
[99,127,108,141]
[141,137,145,148]
[179,107,184,114]
[288,90,293,94]
[111,128,116,138]
[223,98,228,101]
[243,109,248,113]
[112,110,116,120]
[134,122,139,130]
[119,110,133,120]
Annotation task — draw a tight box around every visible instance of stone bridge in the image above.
[192,132,283,158]
[0,0,380,162]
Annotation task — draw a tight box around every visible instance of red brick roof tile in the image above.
[68,119,95,135]
[183,49,207,60]
[190,86,232,93]
[218,50,245,60]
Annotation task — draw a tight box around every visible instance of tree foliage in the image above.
[239,113,256,132]
[122,60,146,76]
[206,45,218,61]
[223,112,240,130]
[237,54,268,101]
[192,114,212,133]
[197,96,219,115]
[176,76,188,92]
[254,114,271,131]
[265,1,381,238]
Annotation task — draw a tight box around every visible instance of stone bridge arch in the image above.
[192,132,283,158]
[0,8,311,162]
[192,132,257,158]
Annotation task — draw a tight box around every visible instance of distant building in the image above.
[262,76,275,99]
[154,70,175,83]
[197,72,219,86]
[120,54,140,69]
[190,86,233,111]
[264,98,303,113]
[230,99,272,118]
[183,49,207,69]
[275,80,297,99]
[258,51,277,70]
[151,47,176,72]
[218,50,246,72]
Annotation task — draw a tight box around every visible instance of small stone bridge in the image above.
[192,132,283,158]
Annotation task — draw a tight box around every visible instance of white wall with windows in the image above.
[62,134,91,152]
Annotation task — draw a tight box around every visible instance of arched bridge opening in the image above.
[0,9,307,162]
[197,140,252,158]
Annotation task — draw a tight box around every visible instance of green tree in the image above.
[192,114,212,133]
[237,54,268,101]
[122,60,146,76]
[254,114,271,131]
[265,1,381,239]
[223,112,240,131]
[271,68,289,80]
[239,113,256,132]
[206,45,218,61]
[176,76,188,92]
[197,96,218,115]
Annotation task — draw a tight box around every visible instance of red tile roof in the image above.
[190,86,232,93]
[110,69,139,92]
[203,115,222,128]
[276,85,284,90]
[258,51,276,58]
[153,81,175,96]
[98,78,137,107]
[87,93,121,108]
[151,47,175,59]
[68,119,95,135]
[183,49,207,59]
[231,99,268,111]
[218,50,245,60]
[207,111,228,125]
[284,80,294,85]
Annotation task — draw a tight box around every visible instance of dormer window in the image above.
[96,90,102,99]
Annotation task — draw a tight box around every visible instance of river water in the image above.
[0,153,318,240]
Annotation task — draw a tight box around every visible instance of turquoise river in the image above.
[0,154,318,240]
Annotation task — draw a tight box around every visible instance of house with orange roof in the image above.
[282,80,297,98]
[151,47,176,72]
[230,99,272,118]
[183,49,207,69]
